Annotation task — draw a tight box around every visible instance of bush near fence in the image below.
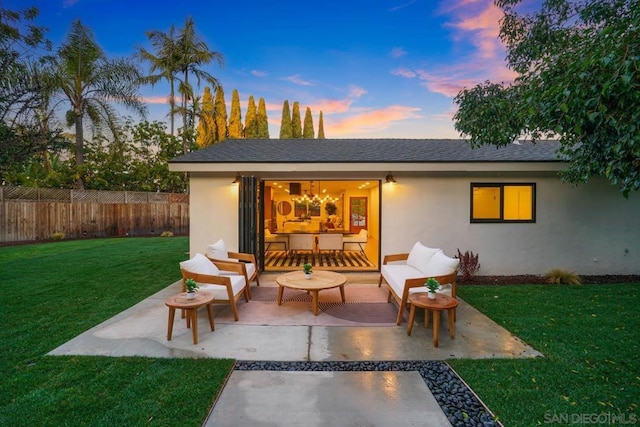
[0,186,189,243]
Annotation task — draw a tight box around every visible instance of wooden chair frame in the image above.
[180,268,249,321]
[207,251,260,299]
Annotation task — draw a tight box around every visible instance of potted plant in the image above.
[303,263,313,279]
[185,278,199,299]
[425,277,440,300]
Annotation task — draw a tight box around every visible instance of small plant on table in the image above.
[303,263,313,275]
[185,278,199,298]
[425,277,440,299]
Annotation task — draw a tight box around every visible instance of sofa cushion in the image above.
[406,242,440,275]
[381,264,424,297]
[422,250,460,277]
[179,253,220,276]
[207,239,228,260]
[199,275,246,300]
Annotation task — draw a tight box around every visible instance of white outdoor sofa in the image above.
[378,242,460,325]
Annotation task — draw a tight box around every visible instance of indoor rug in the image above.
[214,284,404,326]
[264,250,374,270]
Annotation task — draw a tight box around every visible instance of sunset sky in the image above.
[9,0,542,139]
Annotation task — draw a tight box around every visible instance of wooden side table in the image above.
[406,293,458,347]
[165,291,215,345]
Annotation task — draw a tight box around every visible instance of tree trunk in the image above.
[75,114,85,190]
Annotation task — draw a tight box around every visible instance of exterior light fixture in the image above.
[232,174,241,185]
[385,173,397,184]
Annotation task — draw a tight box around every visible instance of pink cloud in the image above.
[448,2,504,59]
[415,62,517,97]
[142,96,170,104]
[328,105,422,136]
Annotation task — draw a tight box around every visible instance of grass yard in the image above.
[451,284,640,426]
[1,237,638,426]
[0,237,234,426]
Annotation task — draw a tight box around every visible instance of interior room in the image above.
[262,180,379,272]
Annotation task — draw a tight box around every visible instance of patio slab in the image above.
[48,273,540,426]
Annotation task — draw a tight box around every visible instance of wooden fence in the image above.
[0,187,189,243]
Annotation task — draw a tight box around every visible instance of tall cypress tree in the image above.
[257,97,269,139]
[213,86,227,142]
[195,86,215,147]
[279,100,292,139]
[244,95,258,138]
[291,101,302,138]
[228,89,243,139]
[303,106,314,139]
[317,111,325,139]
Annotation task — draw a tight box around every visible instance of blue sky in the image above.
[9,0,541,139]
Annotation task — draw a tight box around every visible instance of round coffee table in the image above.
[406,293,458,347]
[276,270,347,315]
[165,291,215,345]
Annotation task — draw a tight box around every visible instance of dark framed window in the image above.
[470,183,536,223]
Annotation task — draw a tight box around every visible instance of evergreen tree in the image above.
[213,85,227,142]
[291,101,302,138]
[279,100,292,139]
[228,89,243,138]
[257,97,269,139]
[318,111,325,139]
[303,106,314,138]
[244,95,258,138]
[195,86,215,147]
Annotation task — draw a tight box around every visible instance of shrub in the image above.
[456,249,480,281]
[545,268,581,285]
[160,231,174,237]
[52,231,65,241]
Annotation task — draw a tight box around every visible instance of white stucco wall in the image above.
[381,176,640,275]
[188,173,240,256]
[186,171,639,275]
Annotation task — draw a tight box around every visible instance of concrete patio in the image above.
[50,272,541,426]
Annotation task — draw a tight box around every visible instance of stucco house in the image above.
[169,138,639,276]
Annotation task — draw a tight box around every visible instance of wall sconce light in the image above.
[232,174,241,185]
[385,172,397,184]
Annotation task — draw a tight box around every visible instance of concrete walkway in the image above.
[49,273,541,426]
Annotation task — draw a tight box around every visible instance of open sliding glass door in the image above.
[238,176,264,268]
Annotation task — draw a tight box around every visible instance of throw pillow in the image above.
[422,250,460,276]
[207,239,229,260]
[179,253,220,275]
[406,241,440,274]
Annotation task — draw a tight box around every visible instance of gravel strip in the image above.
[234,360,499,426]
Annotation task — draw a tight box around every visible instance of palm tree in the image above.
[175,17,224,152]
[137,25,181,136]
[51,20,146,189]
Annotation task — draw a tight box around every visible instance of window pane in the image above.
[504,185,533,220]
[472,186,501,219]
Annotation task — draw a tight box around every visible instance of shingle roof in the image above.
[169,139,563,164]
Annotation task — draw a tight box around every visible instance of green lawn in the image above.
[1,238,638,426]
[451,284,640,426]
[0,237,234,426]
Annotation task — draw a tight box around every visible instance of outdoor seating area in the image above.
[379,242,460,325]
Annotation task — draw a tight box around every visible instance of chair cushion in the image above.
[207,239,228,260]
[180,253,220,275]
[381,264,424,297]
[199,275,246,300]
[406,242,440,275]
[422,250,460,276]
